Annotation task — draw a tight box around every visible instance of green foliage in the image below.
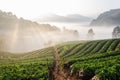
[0,62,48,80]
[72,51,120,80]
[107,39,120,52]
[90,40,107,54]
[81,41,99,55]
[62,43,83,58]
[73,42,93,56]
[0,39,120,80]
[99,39,114,53]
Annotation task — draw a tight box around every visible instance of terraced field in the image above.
[0,39,120,80]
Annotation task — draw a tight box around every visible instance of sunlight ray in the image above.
[9,21,19,51]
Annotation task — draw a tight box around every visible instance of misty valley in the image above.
[0,7,120,80]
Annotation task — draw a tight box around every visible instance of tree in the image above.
[87,29,95,40]
[112,26,120,38]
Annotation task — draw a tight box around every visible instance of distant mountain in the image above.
[36,14,92,23]
[90,9,120,26]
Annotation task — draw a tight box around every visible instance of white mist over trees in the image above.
[0,9,120,52]
[112,26,120,38]
[0,10,79,52]
[87,28,95,40]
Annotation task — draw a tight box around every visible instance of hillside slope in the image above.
[36,14,92,23]
[90,9,120,26]
[0,10,60,31]
[0,39,120,80]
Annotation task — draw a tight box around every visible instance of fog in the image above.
[47,22,114,40]
[0,22,115,53]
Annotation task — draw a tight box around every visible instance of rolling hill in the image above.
[0,39,120,80]
[90,9,120,26]
[35,14,92,23]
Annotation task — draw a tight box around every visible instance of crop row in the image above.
[107,39,120,52]
[63,42,91,58]
[64,39,120,59]
[99,39,115,53]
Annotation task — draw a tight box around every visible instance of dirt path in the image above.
[47,46,96,80]
[49,46,77,80]
[52,47,67,80]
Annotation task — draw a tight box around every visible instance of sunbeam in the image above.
[9,21,19,51]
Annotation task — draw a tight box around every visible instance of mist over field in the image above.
[0,2,120,53]
[0,11,116,53]
[0,22,114,53]
[45,22,114,40]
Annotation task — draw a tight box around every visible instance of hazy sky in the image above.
[0,0,120,19]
